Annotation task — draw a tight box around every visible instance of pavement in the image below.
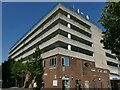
[1,87,33,90]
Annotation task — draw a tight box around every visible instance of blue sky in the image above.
[2,2,106,63]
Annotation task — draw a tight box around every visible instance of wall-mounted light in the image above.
[98,78,101,81]
[71,77,73,80]
[59,76,61,79]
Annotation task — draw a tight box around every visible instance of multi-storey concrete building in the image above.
[8,3,120,89]
[105,50,120,88]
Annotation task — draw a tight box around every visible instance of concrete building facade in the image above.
[8,3,120,89]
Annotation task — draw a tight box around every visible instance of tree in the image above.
[11,60,26,87]
[2,47,44,88]
[98,2,120,56]
[32,47,44,89]
[2,58,14,87]
[32,47,44,77]
[24,47,44,88]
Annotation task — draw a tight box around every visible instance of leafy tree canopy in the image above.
[2,58,14,81]
[25,47,44,78]
[11,60,26,79]
[98,2,120,56]
[2,47,44,88]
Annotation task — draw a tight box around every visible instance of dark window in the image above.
[101,81,104,89]
[106,53,116,60]
[72,35,92,46]
[84,63,88,67]
[59,19,91,38]
[93,80,97,89]
[107,61,118,67]
[59,9,91,29]
[71,24,91,38]
[117,57,120,61]
[71,45,93,56]
[50,57,56,67]
[59,30,92,47]
[61,56,69,66]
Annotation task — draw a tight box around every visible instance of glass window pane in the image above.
[65,57,69,66]
[68,33,71,39]
[54,58,56,66]
[50,57,56,67]
[67,23,71,28]
[50,59,52,66]
[61,56,69,66]
[68,45,71,50]
[62,57,64,66]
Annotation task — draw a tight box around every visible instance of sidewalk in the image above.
[2,87,33,90]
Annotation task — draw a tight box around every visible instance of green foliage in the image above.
[27,47,44,77]
[2,59,11,81]
[11,59,26,87]
[11,60,25,79]
[25,47,44,88]
[33,47,41,60]
[2,58,15,87]
[2,47,44,88]
[10,47,43,79]
[98,2,120,55]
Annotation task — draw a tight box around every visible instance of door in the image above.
[85,80,89,90]
[62,79,70,90]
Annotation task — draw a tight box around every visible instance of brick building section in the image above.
[43,54,111,89]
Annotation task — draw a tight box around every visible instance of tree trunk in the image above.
[21,77,24,87]
[36,75,42,89]
[23,73,29,88]
[28,76,35,88]
[15,79,17,87]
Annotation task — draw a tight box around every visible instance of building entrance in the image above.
[62,78,70,90]
[111,80,120,90]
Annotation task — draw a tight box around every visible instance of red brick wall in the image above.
[42,54,111,89]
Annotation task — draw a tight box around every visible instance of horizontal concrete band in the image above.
[9,4,61,52]
[10,3,91,52]
[14,41,94,61]
[10,23,93,58]
[11,34,93,60]
[9,15,92,56]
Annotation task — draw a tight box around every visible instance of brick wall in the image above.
[43,54,111,89]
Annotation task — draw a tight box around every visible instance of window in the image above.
[117,57,120,61]
[68,45,71,50]
[50,57,56,67]
[91,68,96,72]
[61,56,69,66]
[67,14,70,18]
[101,82,104,89]
[98,69,102,72]
[93,80,97,89]
[85,81,89,89]
[84,63,88,67]
[107,81,110,88]
[107,61,118,67]
[67,23,71,28]
[104,70,107,73]
[106,53,116,60]
[42,60,45,67]
[68,33,71,39]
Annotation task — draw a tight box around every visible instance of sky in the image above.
[2,2,106,63]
